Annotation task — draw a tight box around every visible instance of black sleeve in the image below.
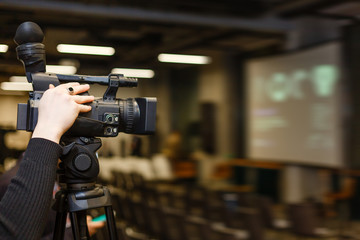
[0,138,62,240]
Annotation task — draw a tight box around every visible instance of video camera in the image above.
[14,22,157,137]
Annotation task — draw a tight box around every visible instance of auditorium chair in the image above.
[287,203,337,239]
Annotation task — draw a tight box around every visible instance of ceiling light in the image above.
[0,44,8,53]
[9,65,76,83]
[9,76,27,82]
[111,68,155,78]
[158,53,211,64]
[57,44,115,56]
[47,65,77,74]
[1,82,32,91]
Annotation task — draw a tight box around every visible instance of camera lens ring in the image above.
[119,99,135,133]
[125,99,134,133]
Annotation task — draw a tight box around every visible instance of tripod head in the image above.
[58,137,101,186]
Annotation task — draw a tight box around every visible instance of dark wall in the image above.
[224,54,247,158]
[343,23,360,168]
[342,23,360,219]
[169,67,199,153]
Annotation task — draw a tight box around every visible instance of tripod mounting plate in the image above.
[67,185,112,212]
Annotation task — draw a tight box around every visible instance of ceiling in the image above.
[0,0,360,78]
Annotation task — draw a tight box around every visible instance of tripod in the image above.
[53,137,118,240]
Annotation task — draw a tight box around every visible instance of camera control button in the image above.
[74,154,92,172]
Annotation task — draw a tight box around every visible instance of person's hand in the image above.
[32,83,94,143]
[86,215,105,236]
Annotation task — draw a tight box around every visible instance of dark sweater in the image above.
[0,138,62,240]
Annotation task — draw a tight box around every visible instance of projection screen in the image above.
[246,42,344,167]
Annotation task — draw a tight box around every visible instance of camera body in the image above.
[16,72,157,137]
[15,22,156,137]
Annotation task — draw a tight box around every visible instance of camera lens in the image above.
[118,98,139,133]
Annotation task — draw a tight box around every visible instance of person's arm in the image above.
[0,83,94,240]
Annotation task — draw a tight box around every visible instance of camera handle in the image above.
[52,137,118,240]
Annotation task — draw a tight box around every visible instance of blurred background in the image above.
[2,0,360,239]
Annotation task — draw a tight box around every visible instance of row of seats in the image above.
[93,171,341,240]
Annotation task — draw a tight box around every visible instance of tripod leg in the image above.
[69,212,81,240]
[70,210,89,240]
[53,192,68,240]
[78,211,89,239]
[105,206,118,240]
[53,211,68,240]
